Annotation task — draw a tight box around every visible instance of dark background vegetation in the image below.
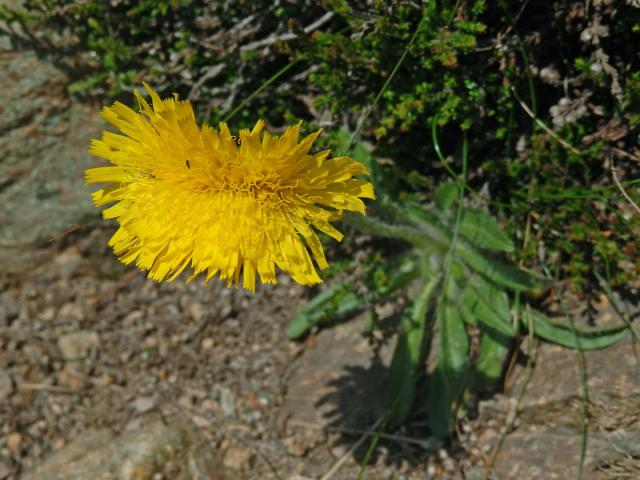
[4,0,637,299]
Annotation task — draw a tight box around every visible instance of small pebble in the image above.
[7,432,22,454]
[223,445,254,470]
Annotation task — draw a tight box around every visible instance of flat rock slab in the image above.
[489,338,640,479]
[516,341,639,409]
[510,337,639,434]
[21,421,226,480]
[283,314,393,430]
[490,429,640,480]
[491,428,599,480]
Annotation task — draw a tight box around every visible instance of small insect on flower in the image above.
[86,84,374,292]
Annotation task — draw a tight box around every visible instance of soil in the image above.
[1,27,639,480]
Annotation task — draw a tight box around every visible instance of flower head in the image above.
[86,84,374,292]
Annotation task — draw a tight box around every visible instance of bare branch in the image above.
[188,63,225,100]
[611,158,640,216]
[240,11,334,53]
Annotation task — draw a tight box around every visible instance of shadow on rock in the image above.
[282,314,438,468]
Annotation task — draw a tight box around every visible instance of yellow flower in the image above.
[86,84,374,292]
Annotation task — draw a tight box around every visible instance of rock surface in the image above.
[21,422,226,480]
[0,48,102,275]
[283,313,392,431]
[222,445,254,470]
[487,338,640,480]
[57,331,100,361]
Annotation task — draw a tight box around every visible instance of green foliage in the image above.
[462,277,515,337]
[387,274,440,427]
[427,303,469,437]
[294,182,629,437]
[289,135,631,437]
[472,327,511,392]
[287,254,420,340]
[458,207,514,252]
[308,0,489,135]
[524,309,628,350]
[303,1,640,296]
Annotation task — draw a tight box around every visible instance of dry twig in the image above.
[188,63,225,100]
[289,418,442,451]
[18,383,75,394]
[510,85,582,155]
[319,414,384,480]
[611,158,640,215]
[240,11,334,53]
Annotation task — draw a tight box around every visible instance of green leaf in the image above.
[387,275,440,427]
[472,327,512,392]
[287,282,362,339]
[461,278,516,336]
[370,256,422,299]
[87,17,104,33]
[456,242,546,291]
[428,303,469,438]
[525,310,628,350]
[434,182,458,211]
[287,256,420,339]
[458,208,514,252]
[401,203,455,251]
[103,52,117,70]
[68,72,108,94]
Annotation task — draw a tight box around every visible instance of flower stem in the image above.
[345,212,432,249]
[222,59,300,123]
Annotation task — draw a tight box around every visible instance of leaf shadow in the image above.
[314,355,434,467]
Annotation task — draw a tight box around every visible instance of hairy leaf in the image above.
[288,256,420,339]
[473,327,512,392]
[458,208,514,252]
[428,303,469,437]
[434,181,458,211]
[461,278,515,336]
[456,242,546,291]
[387,275,440,427]
[287,282,362,339]
[524,310,628,350]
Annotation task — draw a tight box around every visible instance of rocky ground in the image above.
[1,31,639,480]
